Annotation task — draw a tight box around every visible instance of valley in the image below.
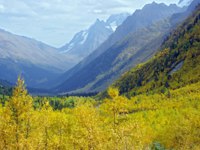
[0,0,199,149]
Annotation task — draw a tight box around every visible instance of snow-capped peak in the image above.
[106,13,130,32]
[60,13,129,56]
[60,30,88,53]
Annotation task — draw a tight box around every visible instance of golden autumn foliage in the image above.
[0,78,200,150]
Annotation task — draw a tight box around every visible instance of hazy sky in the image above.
[0,0,181,47]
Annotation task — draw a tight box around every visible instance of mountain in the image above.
[114,5,200,96]
[172,0,200,26]
[178,0,193,7]
[59,13,129,60]
[56,2,183,94]
[186,0,200,11]
[59,19,113,60]
[0,29,76,88]
[106,13,130,31]
[0,79,12,96]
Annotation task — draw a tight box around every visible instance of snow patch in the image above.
[110,21,118,31]
[80,31,88,44]
[106,26,112,30]
[105,21,118,32]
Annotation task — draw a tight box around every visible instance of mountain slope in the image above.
[106,13,130,31]
[56,2,183,93]
[63,3,182,75]
[171,0,200,26]
[60,19,112,60]
[114,5,200,96]
[0,79,12,96]
[60,13,129,60]
[0,29,76,88]
[178,0,193,7]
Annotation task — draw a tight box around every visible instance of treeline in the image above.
[0,77,199,150]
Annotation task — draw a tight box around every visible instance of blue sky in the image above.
[0,0,181,47]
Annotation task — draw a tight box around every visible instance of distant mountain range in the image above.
[55,2,185,94]
[0,13,129,89]
[59,13,129,60]
[0,29,77,88]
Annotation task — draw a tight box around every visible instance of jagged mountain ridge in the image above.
[56,2,183,94]
[60,13,129,60]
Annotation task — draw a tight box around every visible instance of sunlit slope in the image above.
[114,5,200,96]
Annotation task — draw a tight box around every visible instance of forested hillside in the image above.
[114,5,200,97]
